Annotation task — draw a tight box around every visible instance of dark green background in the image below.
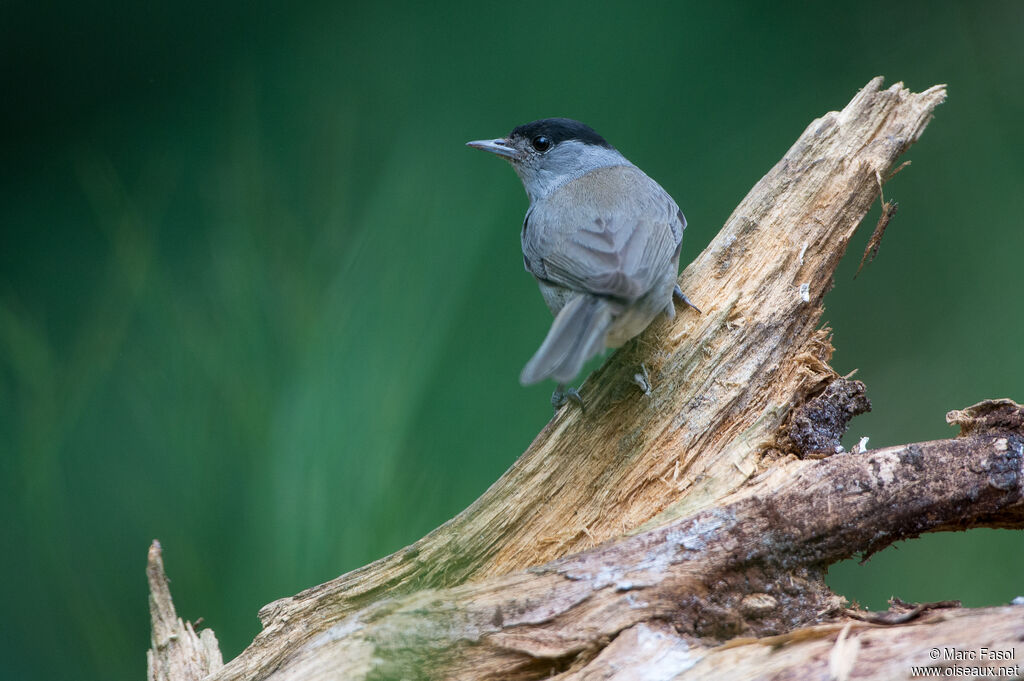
[2,2,1022,679]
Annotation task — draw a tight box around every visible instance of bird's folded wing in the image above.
[523,166,683,302]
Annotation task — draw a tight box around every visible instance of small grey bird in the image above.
[467,118,698,408]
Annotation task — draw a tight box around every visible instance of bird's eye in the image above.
[531,135,551,152]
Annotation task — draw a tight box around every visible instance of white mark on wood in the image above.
[632,623,698,679]
[734,460,755,477]
[625,593,650,609]
[739,593,778,617]
[798,242,808,265]
[564,512,728,589]
[312,613,365,647]
[799,283,810,302]
[872,450,899,486]
[828,622,861,681]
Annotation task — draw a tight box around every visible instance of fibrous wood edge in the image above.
[563,609,1024,681]
[257,413,1024,679]
[208,77,948,680]
[147,541,223,681]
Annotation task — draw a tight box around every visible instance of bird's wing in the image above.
[523,165,683,302]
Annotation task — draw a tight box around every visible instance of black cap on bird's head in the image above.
[466,118,629,202]
[466,118,614,161]
[509,118,613,151]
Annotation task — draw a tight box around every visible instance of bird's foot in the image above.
[673,285,702,314]
[552,384,584,412]
[633,363,652,396]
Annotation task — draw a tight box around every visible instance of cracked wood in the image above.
[264,410,1024,679]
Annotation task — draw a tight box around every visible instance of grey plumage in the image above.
[467,119,691,393]
[519,294,612,384]
[520,164,683,384]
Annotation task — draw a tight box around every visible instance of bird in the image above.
[467,118,698,408]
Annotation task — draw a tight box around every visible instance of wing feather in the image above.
[522,165,683,303]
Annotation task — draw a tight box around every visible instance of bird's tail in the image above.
[520,295,614,386]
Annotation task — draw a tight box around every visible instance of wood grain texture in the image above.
[260,415,1024,679]
[147,541,223,681]
[186,77,953,680]
[566,609,1024,681]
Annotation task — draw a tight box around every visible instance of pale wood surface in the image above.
[256,414,1024,679]
[147,541,223,681]
[567,609,1024,681]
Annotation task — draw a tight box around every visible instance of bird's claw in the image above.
[673,285,702,314]
[633,363,652,396]
[552,385,584,412]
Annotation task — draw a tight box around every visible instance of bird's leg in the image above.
[551,384,584,412]
[673,284,702,314]
[633,363,652,396]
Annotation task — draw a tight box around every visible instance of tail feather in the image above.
[520,295,613,385]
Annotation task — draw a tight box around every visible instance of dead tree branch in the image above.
[254,408,1023,679]
[567,607,1024,681]
[147,541,223,681]
[140,78,1024,681]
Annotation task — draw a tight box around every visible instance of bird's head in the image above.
[467,118,626,202]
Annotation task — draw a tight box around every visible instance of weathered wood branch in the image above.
[147,541,223,681]
[566,608,1024,681]
[148,400,1024,680]
[144,77,1024,681]
[253,405,1024,679]
[200,76,948,681]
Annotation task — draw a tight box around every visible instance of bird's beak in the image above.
[466,138,518,160]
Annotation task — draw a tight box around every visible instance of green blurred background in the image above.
[2,1,1022,679]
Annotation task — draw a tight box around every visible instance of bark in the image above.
[251,411,1024,680]
[567,608,1024,681]
[146,78,1024,680]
